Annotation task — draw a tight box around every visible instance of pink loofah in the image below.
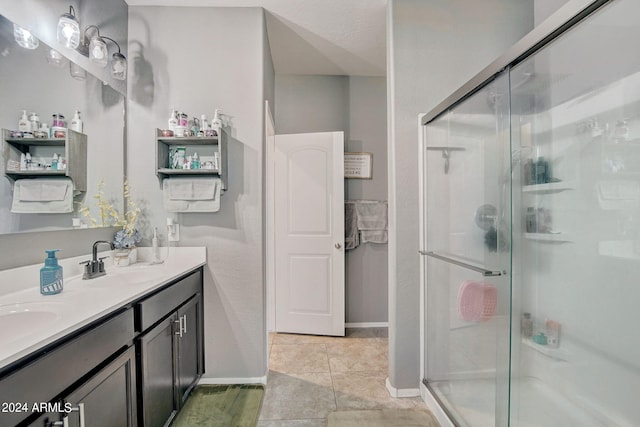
[457,280,497,322]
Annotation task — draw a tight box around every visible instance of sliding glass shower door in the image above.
[422,72,512,427]
[422,1,640,426]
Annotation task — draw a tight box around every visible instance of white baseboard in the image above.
[420,382,454,427]
[385,377,420,398]
[199,375,267,386]
[345,322,389,328]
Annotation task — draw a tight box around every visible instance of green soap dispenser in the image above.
[40,250,63,295]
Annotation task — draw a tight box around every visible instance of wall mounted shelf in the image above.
[155,128,228,192]
[522,181,574,194]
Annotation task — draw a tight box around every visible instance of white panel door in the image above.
[274,131,345,336]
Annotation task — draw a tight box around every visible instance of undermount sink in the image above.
[0,302,61,342]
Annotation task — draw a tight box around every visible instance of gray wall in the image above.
[275,74,388,324]
[387,0,534,390]
[128,6,270,380]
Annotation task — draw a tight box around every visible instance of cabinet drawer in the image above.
[137,269,202,333]
[0,308,134,426]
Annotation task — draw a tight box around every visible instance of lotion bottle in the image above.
[70,110,83,133]
[168,109,178,132]
[211,109,222,128]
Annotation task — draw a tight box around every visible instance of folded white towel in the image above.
[163,177,221,212]
[167,178,217,200]
[361,230,388,244]
[355,200,387,231]
[12,178,74,213]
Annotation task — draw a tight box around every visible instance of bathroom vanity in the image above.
[0,247,205,426]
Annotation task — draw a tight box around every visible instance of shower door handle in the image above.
[335,243,342,249]
[419,250,503,277]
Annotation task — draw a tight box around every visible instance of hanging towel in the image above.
[11,178,74,213]
[163,177,221,212]
[345,202,360,250]
[355,200,388,244]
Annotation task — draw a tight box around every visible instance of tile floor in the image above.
[257,328,429,426]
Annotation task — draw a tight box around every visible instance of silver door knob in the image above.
[335,243,342,249]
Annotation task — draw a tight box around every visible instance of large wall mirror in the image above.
[0,13,125,234]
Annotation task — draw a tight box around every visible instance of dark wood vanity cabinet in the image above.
[137,269,204,427]
[1,267,204,427]
[30,346,137,427]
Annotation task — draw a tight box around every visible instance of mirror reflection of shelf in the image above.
[524,232,571,243]
[522,181,575,194]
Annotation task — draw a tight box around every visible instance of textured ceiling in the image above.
[125,0,387,76]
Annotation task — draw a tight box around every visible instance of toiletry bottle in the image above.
[20,153,26,171]
[18,110,30,131]
[25,153,32,170]
[168,109,178,132]
[40,250,63,295]
[192,152,200,169]
[70,110,83,133]
[29,112,40,132]
[521,312,533,338]
[211,109,222,128]
[151,227,159,262]
[52,153,59,170]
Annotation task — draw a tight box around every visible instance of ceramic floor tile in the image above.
[259,371,336,421]
[326,340,388,373]
[332,371,423,411]
[270,343,330,374]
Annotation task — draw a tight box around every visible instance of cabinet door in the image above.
[138,314,178,427]
[176,295,203,406]
[28,347,137,427]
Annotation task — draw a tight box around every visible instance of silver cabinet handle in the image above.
[174,317,184,337]
[182,314,187,334]
[53,403,85,427]
[335,243,342,249]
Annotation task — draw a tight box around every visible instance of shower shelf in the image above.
[524,233,572,243]
[521,338,570,361]
[522,181,575,194]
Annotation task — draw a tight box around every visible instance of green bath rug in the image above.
[172,384,265,427]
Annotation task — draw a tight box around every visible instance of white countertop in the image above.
[0,246,206,370]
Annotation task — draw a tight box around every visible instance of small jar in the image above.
[52,113,65,128]
[178,113,188,128]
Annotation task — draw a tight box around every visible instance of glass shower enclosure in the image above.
[420,1,640,426]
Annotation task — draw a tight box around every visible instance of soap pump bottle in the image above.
[18,110,30,132]
[40,250,63,295]
[168,109,178,132]
[70,110,83,133]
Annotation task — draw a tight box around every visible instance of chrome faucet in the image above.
[81,240,115,280]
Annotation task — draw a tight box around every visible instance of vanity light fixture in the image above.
[81,25,127,80]
[57,5,80,49]
[13,24,39,49]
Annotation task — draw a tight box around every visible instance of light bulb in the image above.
[47,49,68,67]
[57,11,80,49]
[111,52,127,80]
[13,24,39,49]
[89,36,108,67]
